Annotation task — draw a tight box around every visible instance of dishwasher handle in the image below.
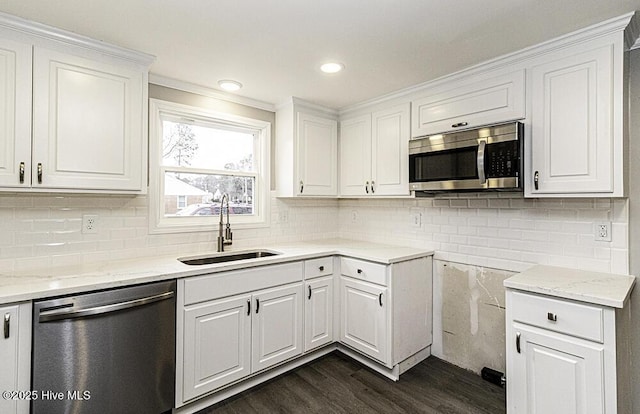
[38,291,174,322]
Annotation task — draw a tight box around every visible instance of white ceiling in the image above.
[2,0,640,110]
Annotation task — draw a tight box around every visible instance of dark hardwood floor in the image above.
[196,352,506,414]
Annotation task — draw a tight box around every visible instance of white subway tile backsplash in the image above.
[0,191,629,275]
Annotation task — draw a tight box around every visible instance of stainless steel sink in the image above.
[178,250,281,265]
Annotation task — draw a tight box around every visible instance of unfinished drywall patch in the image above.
[432,260,513,375]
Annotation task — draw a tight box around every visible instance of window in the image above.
[149,99,271,233]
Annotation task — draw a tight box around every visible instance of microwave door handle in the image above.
[477,140,487,185]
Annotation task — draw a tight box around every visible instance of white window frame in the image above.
[149,99,271,234]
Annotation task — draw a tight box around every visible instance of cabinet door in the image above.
[296,112,337,196]
[304,276,334,352]
[412,69,525,137]
[182,295,252,402]
[32,47,146,191]
[371,103,410,196]
[507,323,605,414]
[339,114,371,196]
[340,276,388,365]
[529,42,616,195]
[0,38,31,188]
[0,303,31,414]
[252,283,303,372]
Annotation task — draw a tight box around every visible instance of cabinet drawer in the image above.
[510,291,603,343]
[340,257,386,286]
[304,257,333,279]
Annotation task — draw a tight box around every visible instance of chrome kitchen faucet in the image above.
[217,193,233,252]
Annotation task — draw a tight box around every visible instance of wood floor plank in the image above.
[197,352,506,414]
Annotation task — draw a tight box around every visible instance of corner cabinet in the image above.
[506,289,631,414]
[275,98,338,197]
[339,103,410,197]
[527,31,625,197]
[0,302,31,414]
[0,13,153,193]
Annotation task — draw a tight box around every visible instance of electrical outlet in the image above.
[278,211,289,223]
[410,209,422,228]
[82,214,98,234]
[594,222,611,242]
[351,210,359,224]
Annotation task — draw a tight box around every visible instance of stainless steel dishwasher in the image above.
[32,280,176,414]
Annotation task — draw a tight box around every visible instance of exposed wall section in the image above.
[433,260,512,375]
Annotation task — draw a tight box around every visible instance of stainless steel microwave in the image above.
[409,122,524,193]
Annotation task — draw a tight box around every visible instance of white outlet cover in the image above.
[82,214,99,234]
[351,210,359,223]
[594,222,611,242]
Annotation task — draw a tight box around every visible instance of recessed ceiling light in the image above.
[320,62,344,74]
[218,80,243,91]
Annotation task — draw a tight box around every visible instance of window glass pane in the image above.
[164,171,254,217]
[162,120,255,171]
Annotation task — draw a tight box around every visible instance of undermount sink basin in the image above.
[178,250,281,265]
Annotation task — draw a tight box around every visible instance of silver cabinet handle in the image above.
[37,163,43,184]
[452,122,468,128]
[365,181,369,194]
[534,171,539,190]
[547,312,557,322]
[516,332,521,353]
[19,162,25,184]
[3,313,9,339]
[371,180,375,194]
[477,140,487,185]
[39,291,174,322]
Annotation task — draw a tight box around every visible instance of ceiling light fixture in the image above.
[218,79,243,91]
[320,62,344,74]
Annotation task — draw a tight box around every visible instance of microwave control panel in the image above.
[486,141,519,178]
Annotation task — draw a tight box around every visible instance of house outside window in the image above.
[149,99,270,233]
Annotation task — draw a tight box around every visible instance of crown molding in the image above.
[149,74,276,112]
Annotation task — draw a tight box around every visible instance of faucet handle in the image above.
[225,224,233,242]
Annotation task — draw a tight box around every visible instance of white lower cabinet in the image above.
[181,282,303,403]
[339,256,433,370]
[252,284,304,372]
[304,275,334,352]
[0,302,31,414]
[340,276,388,363]
[506,289,630,414]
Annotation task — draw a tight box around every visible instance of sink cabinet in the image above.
[0,13,153,193]
[0,302,31,414]
[177,262,304,405]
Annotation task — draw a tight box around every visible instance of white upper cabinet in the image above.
[0,13,153,193]
[32,47,147,192]
[339,103,410,197]
[411,69,525,137]
[276,98,338,197]
[527,32,624,197]
[0,37,31,188]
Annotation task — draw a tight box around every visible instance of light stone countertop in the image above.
[504,264,636,308]
[0,238,434,305]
